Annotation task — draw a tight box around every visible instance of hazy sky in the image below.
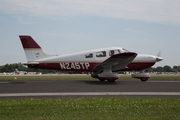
[0,0,180,67]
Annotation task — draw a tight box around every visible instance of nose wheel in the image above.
[140,78,148,82]
[131,73,150,82]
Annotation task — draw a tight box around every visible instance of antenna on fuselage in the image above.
[77,47,82,52]
[55,49,58,56]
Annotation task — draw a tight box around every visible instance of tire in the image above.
[108,79,115,82]
[140,78,148,82]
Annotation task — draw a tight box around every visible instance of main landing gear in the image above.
[91,72,118,83]
[99,78,105,81]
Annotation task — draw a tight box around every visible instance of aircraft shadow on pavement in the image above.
[8,81,25,84]
[84,81,118,85]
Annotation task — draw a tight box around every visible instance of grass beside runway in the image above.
[0,74,180,81]
[0,98,180,120]
[1,75,180,120]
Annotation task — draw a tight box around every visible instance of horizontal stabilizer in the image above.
[23,62,39,66]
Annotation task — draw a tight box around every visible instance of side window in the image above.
[85,53,93,58]
[96,51,106,57]
[109,50,120,56]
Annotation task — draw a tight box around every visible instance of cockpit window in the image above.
[109,50,120,56]
[122,48,129,52]
[85,53,93,58]
[96,51,106,57]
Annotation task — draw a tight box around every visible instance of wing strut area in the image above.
[91,52,137,81]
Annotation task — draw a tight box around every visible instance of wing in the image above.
[93,52,137,73]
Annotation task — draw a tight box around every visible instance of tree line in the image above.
[0,63,180,73]
[0,63,64,74]
[146,65,180,73]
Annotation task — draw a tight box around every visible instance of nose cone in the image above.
[156,56,163,62]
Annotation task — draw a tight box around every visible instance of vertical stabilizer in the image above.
[19,35,53,62]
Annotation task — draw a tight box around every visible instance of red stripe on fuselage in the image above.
[27,62,155,72]
[28,63,100,72]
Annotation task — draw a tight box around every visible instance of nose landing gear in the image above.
[131,73,150,82]
[140,78,148,82]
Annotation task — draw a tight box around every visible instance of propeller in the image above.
[156,50,163,62]
[157,50,161,57]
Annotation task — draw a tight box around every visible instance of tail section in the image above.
[19,35,54,62]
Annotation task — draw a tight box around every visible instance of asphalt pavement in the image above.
[0,80,180,99]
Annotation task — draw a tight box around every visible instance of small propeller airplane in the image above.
[19,35,163,82]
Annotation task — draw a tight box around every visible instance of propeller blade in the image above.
[157,51,161,57]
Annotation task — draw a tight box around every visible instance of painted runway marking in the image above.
[0,92,180,97]
[0,80,180,84]
[0,82,9,84]
[147,81,180,83]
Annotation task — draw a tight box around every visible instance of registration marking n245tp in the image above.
[60,62,90,70]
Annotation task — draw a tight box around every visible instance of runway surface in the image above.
[0,80,180,99]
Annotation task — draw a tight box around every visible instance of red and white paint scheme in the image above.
[19,35,163,82]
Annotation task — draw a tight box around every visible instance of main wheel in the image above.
[140,78,148,82]
[107,79,115,82]
[99,79,105,81]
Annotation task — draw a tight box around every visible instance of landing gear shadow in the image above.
[8,81,25,84]
[84,81,118,85]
